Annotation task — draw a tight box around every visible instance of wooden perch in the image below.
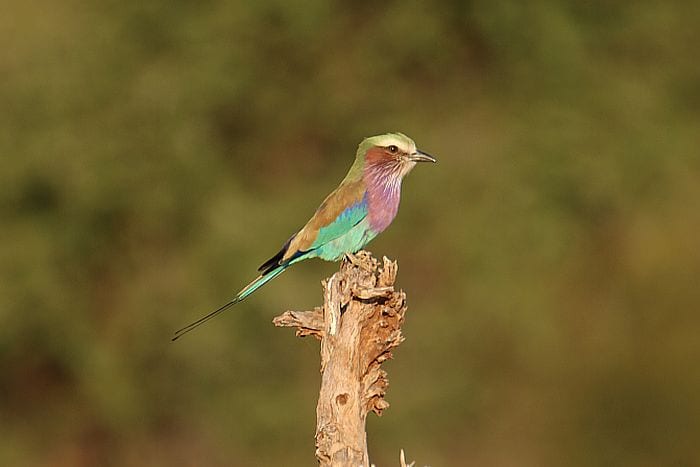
[273,250,408,467]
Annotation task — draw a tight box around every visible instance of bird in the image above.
[172,132,436,340]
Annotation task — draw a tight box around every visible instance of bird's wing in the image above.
[309,188,368,248]
[258,179,367,273]
[286,178,368,258]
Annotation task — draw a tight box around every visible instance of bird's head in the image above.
[355,133,436,180]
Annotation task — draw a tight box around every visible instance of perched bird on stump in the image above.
[173,132,436,340]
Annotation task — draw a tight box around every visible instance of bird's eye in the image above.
[388,145,398,153]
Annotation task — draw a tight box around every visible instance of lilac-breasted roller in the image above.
[173,133,435,340]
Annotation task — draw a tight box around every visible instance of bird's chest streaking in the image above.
[365,159,403,233]
[366,175,401,233]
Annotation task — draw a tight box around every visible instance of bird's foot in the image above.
[344,252,373,272]
[344,252,360,266]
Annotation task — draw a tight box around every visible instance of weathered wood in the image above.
[273,251,408,467]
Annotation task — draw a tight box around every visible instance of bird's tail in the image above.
[171,265,289,341]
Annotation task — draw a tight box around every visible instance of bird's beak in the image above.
[407,150,437,163]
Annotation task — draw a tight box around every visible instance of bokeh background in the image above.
[2,1,699,466]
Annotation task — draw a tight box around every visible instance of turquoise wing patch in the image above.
[311,194,368,249]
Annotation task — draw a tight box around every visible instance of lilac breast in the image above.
[365,165,402,233]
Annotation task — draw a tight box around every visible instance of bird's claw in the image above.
[344,252,373,272]
[344,253,360,266]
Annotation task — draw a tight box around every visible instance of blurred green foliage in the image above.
[2,0,699,465]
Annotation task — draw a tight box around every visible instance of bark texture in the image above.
[273,251,407,467]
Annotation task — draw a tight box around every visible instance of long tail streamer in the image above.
[172,265,288,341]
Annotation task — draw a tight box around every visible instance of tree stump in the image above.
[273,251,408,467]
